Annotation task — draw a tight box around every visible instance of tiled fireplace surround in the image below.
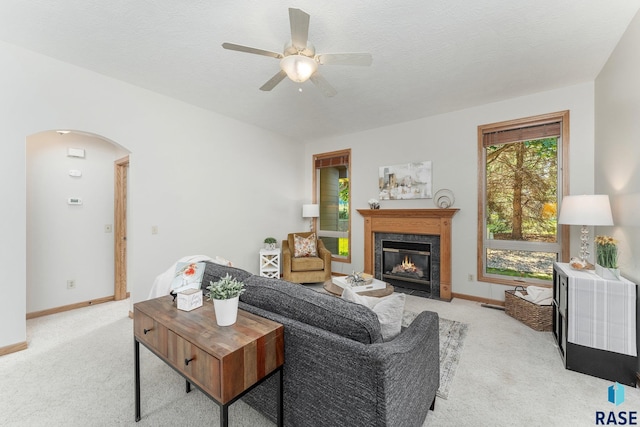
[357,209,459,301]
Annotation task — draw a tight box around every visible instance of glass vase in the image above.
[595,264,620,280]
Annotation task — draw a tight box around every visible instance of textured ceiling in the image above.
[0,1,638,140]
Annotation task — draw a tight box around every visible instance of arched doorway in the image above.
[26,130,130,317]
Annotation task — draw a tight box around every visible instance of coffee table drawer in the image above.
[134,309,168,357]
[168,331,221,400]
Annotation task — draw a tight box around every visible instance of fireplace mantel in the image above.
[357,209,459,301]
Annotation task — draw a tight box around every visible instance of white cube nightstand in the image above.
[259,248,281,278]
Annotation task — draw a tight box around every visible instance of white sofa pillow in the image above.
[342,287,406,341]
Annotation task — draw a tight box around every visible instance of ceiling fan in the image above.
[222,8,372,97]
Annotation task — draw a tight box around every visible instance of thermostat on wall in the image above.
[67,148,85,158]
[68,197,83,205]
[69,169,82,177]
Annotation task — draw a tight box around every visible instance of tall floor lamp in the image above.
[557,194,613,264]
[302,204,319,232]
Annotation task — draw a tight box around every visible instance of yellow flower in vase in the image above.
[594,235,618,269]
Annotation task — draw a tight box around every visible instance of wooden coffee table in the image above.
[134,296,284,426]
[323,279,394,297]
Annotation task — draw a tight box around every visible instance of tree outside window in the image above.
[478,112,569,286]
[314,149,351,262]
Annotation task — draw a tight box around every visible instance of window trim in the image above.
[313,148,351,263]
[476,111,570,287]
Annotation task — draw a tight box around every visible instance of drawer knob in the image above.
[185,357,195,366]
[143,328,153,335]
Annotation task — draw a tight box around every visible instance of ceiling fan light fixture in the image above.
[280,54,317,83]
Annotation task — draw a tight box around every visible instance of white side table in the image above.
[259,248,281,278]
[553,262,638,386]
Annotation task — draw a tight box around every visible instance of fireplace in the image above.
[376,233,440,297]
[357,209,458,301]
[382,240,431,286]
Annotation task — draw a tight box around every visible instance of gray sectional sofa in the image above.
[201,262,440,427]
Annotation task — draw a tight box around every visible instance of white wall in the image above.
[0,40,306,351]
[26,132,128,312]
[595,10,640,283]
[305,83,596,302]
[2,26,621,350]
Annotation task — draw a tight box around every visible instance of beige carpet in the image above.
[402,311,468,400]
[1,294,638,426]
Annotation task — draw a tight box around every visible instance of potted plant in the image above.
[206,273,246,326]
[594,235,620,279]
[264,237,278,250]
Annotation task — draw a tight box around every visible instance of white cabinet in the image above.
[552,262,638,386]
[259,248,281,278]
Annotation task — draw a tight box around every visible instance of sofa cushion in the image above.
[241,275,383,344]
[341,287,406,341]
[291,256,324,272]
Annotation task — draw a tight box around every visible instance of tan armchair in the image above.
[282,232,332,283]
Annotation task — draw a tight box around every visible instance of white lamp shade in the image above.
[280,55,318,83]
[302,204,320,218]
[558,195,613,226]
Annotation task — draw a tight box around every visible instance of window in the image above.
[477,111,569,286]
[313,149,351,262]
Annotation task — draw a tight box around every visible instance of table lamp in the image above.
[302,204,319,232]
[557,195,613,264]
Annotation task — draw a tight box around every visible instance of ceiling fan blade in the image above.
[317,53,373,66]
[260,70,287,91]
[289,8,310,50]
[222,42,283,59]
[310,73,337,97]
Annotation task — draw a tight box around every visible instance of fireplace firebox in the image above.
[374,232,441,298]
[382,240,431,287]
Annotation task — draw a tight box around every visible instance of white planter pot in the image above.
[265,243,276,250]
[213,296,239,326]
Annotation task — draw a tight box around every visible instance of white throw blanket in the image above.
[515,285,553,305]
[147,255,233,299]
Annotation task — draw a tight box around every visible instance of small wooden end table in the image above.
[323,279,394,297]
[134,296,284,426]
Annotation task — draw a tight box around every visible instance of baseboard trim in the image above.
[452,292,505,307]
[26,292,130,320]
[0,341,28,356]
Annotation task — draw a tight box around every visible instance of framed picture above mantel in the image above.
[378,161,432,200]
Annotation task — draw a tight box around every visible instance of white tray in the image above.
[332,276,386,293]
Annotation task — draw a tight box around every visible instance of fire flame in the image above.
[400,256,417,272]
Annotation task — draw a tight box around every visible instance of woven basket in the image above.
[504,289,552,331]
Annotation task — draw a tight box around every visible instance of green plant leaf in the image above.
[206,273,246,300]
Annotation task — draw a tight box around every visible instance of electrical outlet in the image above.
[104,224,113,233]
[151,225,158,235]
[67,280,76,289]
[468,274,474,281]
